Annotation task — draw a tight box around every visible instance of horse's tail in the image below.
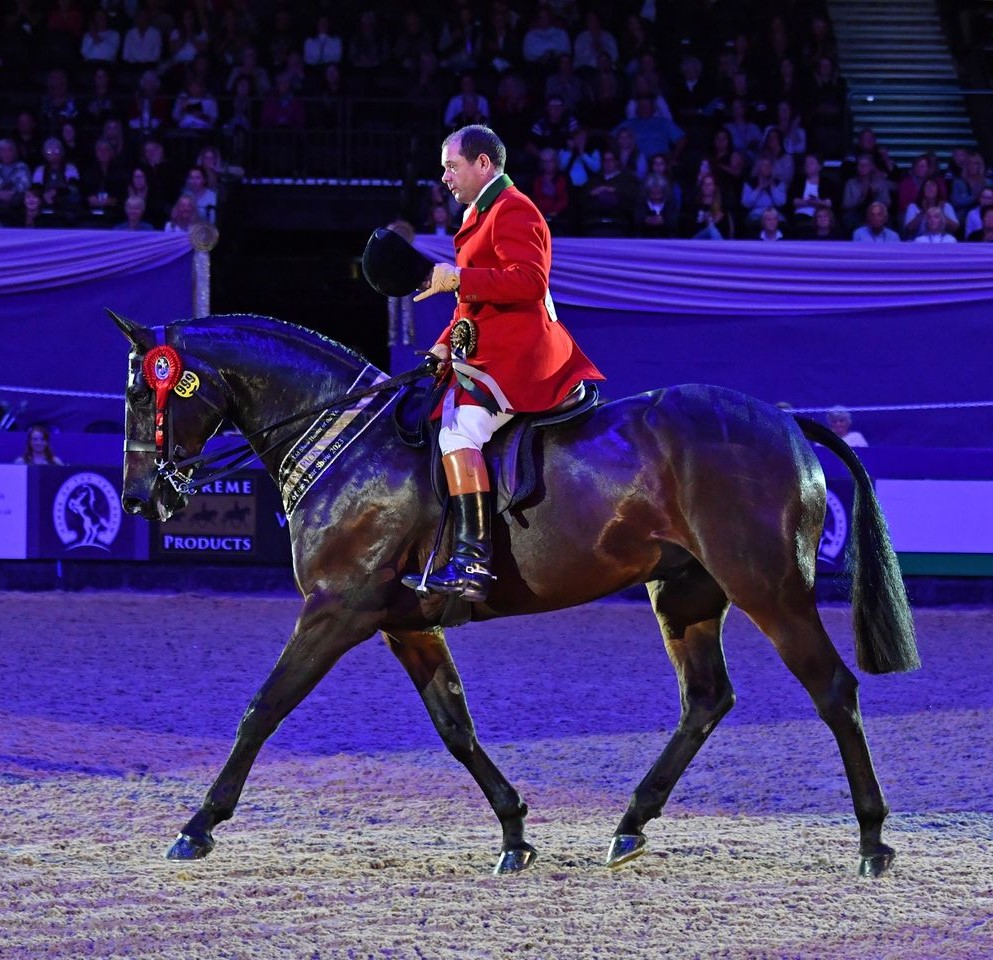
[794,415,920,675]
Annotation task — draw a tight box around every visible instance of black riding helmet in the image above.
[361,227,434,298]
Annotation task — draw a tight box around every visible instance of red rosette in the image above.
[142,345,183,450]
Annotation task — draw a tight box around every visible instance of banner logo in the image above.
[52,472,122,551]
[817,489,848,565]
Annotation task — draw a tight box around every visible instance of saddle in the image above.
[394,381,600,523]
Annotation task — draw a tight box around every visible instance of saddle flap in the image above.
[423,383,600,519]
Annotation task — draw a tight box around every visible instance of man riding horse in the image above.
[372,123,604,603]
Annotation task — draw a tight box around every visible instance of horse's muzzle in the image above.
[122,495,148,517]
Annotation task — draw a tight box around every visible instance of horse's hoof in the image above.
[166,831,215,861]
[493,843,537,875]
[858,845,894,878]
[606,833,646,869]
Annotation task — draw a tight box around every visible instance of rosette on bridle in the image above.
[142,344,183,454]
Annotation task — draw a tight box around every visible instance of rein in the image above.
[131,327,438,495]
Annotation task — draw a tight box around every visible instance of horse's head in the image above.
[111,310,227,522]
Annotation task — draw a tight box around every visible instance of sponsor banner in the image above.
[876,479,993,553]
[150,471,291,564]
[34,466,149,560]
[0,465,29,559]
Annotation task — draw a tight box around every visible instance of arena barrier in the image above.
[0,445,991,576]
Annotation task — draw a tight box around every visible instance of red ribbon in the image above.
[142,345,183,450]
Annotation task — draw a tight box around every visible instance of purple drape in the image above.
[1,229,194,432]
[400,237,993,447]
[413,236,993,313]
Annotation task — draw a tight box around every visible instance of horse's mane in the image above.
[173,313,371,369]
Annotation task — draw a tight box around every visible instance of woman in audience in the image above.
[904,176,959,239]
[741,154,787,232]
[789,152,837,236]
[758,127,794,186]
[949,151,992,223]
[913,206,957,243]
[680,171,733,239]
[14,424,64,465]
[32,136,80,222]
[164,192,200,233]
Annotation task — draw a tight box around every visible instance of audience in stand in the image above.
[0,139,31,223]
[963,186,993,237]
[80,8,121,66]
[789,152,837,237]
[582,147,638,233]
[122,7,164,74]
[634,171,678,237]
[113,194,156,231]
[80,137,127,221]
[913,206,957,243]
[16,185,46,228]
[182,165,217,223]
[966,205,993,242]
[897,154,945,215]
[841,153,895,234]
[949,150,993,223]
[806,206,842,240]
[741,155,787,232]
[14,423,65,465]
[444,73,490,130]
[903,177,959,240]
[755,206,785,241]
[84,67,116,127]
[172,77,218,131]
[32,136,80,223]
[852,202,901,242]
[826,407,867,447]
[572,10,618,76]
[529,147,570,230]
[164,192,200,232]
[1,1,989,245]
[680,171,733,239]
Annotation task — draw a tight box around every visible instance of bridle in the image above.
[125,324,437,496]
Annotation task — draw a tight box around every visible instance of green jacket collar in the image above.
[475,174,513,213]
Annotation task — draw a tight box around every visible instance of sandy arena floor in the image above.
[0,592,990,959]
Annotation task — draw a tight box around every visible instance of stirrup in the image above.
[403,558,495,603]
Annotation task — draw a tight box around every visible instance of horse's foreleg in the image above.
[608,575,734,868]
[384,628,535,875]
[750,602,894,877]
[168,597,373,862]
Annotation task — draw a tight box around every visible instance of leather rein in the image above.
[126,324,437,496]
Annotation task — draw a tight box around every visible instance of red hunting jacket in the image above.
[435,175,604,413]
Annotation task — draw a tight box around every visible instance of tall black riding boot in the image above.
[403,448,496,603]
[420,489,495,602]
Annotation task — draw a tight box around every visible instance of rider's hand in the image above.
[413,263,461,302]
[425,344,451,381]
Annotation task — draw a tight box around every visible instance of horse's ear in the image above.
[107,308,155,351]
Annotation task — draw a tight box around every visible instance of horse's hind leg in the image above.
[385,628,534,875]
[168,595,376,861]
[608,570,734,868]
[746,596,894,877]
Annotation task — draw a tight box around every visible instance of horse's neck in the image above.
[205,324,366,470]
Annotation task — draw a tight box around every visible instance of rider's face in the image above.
[441,137,490,205]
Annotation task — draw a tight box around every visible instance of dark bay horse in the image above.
[112,311,919,878]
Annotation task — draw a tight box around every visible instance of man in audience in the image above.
[852,201,900,242]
